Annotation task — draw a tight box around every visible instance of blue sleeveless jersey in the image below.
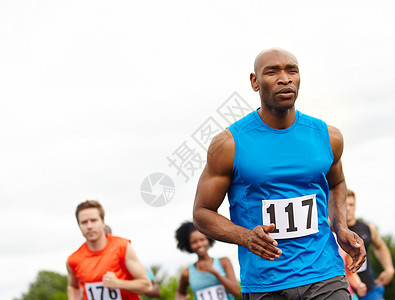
[189,257,235,300]
[227,109,344,293]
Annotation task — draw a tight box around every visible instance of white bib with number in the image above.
[85,282,121,300]
[357,259,368,273]
[262,194,319,239]
[195,284,228,300]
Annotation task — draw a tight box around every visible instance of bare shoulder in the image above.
[180,267,189,280]
[208,129,234,157]
[66,262,79,287]
[125,242,136,257]
[367,222,377,231]
[368,222,379,241]
[327,124,344,161]
[206,129,235,174]
[219,256,231,265]
[219,257,233,270]
[327,125,344,145]
[219,257,237,280]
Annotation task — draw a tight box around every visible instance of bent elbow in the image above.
[232,288,241,297]
[142,279,153,294]
[192,210,203,231]
[230,283,241,297]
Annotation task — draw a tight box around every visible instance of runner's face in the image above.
[346,196,356,222]
[252,50,300,111]
[78,208,105,242]
[189,230,210,256]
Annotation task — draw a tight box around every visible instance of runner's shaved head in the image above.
[253,48,298,74]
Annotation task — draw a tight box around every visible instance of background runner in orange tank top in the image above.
[66,200,152,300]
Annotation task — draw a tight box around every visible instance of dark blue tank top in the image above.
[348,220,376,292]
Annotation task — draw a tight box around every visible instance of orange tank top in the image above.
[68,235,140,300]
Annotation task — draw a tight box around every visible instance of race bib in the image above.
[262,194,319,239]
[195,284,228,300]
[85,282,121,300]
[357,259,368,273]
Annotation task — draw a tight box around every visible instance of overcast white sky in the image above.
[1,1,395,299]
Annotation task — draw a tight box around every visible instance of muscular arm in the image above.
[327,125,366,272]
[193,130,281,261]
[102,243,152,294]
[66,263,83,300]
[369,223,395,285]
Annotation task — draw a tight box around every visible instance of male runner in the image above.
[193,48,366,299]
[347,189,394,299]
[67,200,151,300]
[104,224,161,298]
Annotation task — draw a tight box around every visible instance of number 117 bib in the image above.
[262,194,319,239]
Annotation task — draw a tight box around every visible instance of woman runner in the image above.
[175,221,240,300]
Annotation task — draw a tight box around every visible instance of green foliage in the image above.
[14,237,393,300]
[14,270,68,300]
[149,264,170,287]
[157,275,179,300]
[140,265,193,300]
[15,265,240,300]
[368,234,395,299]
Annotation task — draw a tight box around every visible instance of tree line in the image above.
[14,235,395,300]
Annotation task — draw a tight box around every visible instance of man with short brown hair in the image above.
[75,200,105,222]
[67,200,151,300]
